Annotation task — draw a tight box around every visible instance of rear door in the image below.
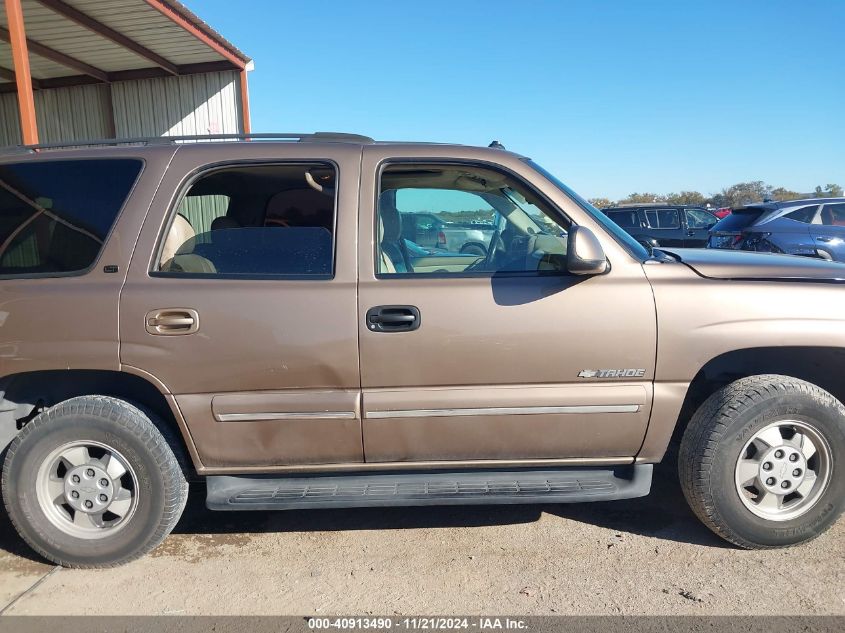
[643,208,684,246]
[120,143,363,469]
[356,146,657,464]
[810,203,845,261]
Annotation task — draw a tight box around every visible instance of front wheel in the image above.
[2,396,188,567]
[679,375,845,548]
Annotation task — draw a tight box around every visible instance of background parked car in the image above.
[601,204,719,249]
[400,211,495,255]
[707,198,845,261]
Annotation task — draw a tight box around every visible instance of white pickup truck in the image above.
[400,212,495,255]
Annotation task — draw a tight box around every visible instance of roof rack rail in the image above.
[0,132,375,155]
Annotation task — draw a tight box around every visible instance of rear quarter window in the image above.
[0,159,142,277]
[784,205,819,224]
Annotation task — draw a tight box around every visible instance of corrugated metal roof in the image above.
[0,0,249,82]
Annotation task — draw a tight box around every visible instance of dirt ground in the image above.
[0,460,843,616]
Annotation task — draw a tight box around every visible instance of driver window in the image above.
[377,164,570,276]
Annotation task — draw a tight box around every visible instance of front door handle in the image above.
[145,308,199,335]
[365,305,421,333]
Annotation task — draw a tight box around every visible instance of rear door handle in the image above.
[816,236,835,243]
[365,305,421,333]
[145,308,199,335]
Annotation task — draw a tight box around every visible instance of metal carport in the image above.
[0,0,251,146]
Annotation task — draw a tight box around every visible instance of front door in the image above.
[120,144,363,469]
[357,147,657,463]
[684,208,717,247]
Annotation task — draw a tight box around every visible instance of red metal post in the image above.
[4,0,38,144]
[239,69,251,134]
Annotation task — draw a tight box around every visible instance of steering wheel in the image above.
[478,224,504,270]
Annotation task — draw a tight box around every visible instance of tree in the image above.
[618,192,665,204]
[716,181,771,208]
[589,181,843,210]
[665,191,707,206]
[769,187,803,202]
[814,184,843,198]
[588,197,613,209]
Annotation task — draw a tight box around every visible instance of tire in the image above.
[2,396,188,567]
[679,375,845,549]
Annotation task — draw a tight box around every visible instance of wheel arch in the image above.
[0,369,201,474]
[639,345,845,462]
[671,346,845,447]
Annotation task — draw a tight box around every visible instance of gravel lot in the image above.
[1,460,843,616]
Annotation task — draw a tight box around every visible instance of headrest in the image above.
[161,214,195,264]
[211,216,241,231]
[378,190,401,242]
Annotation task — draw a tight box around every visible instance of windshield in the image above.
[524,159,650,260]
[500,186,564,236]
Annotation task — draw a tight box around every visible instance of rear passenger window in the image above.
[644,208,680,229]
[155,163,336,278]
[0,159,141,277]
[819,204,845,226]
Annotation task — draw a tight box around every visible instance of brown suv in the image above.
[1,133,843,568]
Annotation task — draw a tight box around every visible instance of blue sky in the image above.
[189,0,844,200]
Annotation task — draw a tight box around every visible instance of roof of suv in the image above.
[0,133,514,157]
[0,133,377,156]
[603,204,711,211]
[741,197,845,211]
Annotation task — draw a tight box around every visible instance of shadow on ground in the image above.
[0,459,726,565]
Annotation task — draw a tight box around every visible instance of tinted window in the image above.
[685,209,717,229]
[644,209,680,229]
[785,205,819,224]
[156,163,335,278]
[0,159,141,276]
[378,164,570,275]
[713,208,765,231]
[820,204,845,226]
[606,210,640,228]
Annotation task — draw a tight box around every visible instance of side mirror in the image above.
[567,226,608,275]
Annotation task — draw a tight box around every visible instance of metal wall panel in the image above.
[1,83,111,145]
[34,83,112,142]
[111,70,242,138]
[1,70,243,146]
[0,92,22,145]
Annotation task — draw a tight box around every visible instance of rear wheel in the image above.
[679,375,845,548]
[2,396,188,567]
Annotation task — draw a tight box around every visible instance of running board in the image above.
[205,465,652,511]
